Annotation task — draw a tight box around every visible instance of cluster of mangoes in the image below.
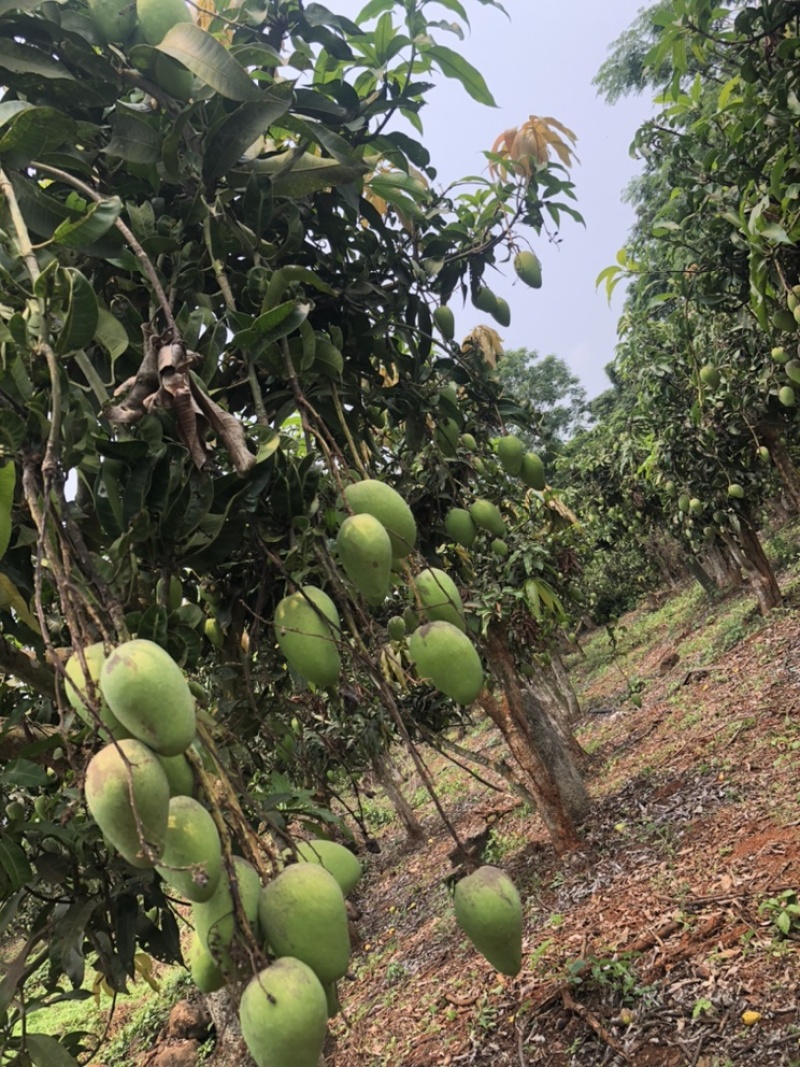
[273,478,486,707]
[71,638,367,1067]
[88,0,194,98]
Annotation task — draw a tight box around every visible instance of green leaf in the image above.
[0,39,75,82]
[52,198,122,249]
[158,23,259,101]
[56,269,99,354]
[356,0,395,19]
[26,1034,81,1067]
[2,758,50,788]
[424,44,497,106]
[252,151,367,197]
[203,85,294,182]
[0,462,15,562]
[0,104,76,164]
[94,307,129,364]
[430,0,470,21]
[234,300,311,351]
[105,106,162,164]
[0,837,32,892]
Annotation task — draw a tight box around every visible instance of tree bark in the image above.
[737,518,782,615]
[703,542,742,592]
[371,752,424,840]
[480,625,589,853]
[548,648,582,723]
[759,424,800,515]
[685,555,718,598]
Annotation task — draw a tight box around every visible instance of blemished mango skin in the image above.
[85,738,170,868]
[239,959,328,1067]
[99,639,196,757]
[192,857,261,978]
[155,796,222,903]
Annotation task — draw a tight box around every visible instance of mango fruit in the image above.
[689,498,703,517]
[772,308,797,333]
[786,359,800,384]
[433,305,455,341]
[343,479,416,558]
[459,432,477,451]
[492,296,511,327]
[699,364,720,389]
[473,286,499,315]
[435,418,460,457]
[187,931,224,993]
[387,616,406,641]
[727,483,745,499]
[469,499,505,537]
[85,738,170,867]
[453,866,523,976]
[88,0,136,43]
[153,53,193,100]
[772,346,788,363]
[295,839,363,895]
[445,507,477,548]
[156,796,222,903]
[337,514,392,606]
[514,250,542,289]
[258,864,350,984]
[239,959,328,1067]
[491,539,508,557]
[520,452,546,491]
[193,856,261,975]
[156,752,195,797]
[64,642,129,740]
[136,0,191,45]
[496,435,525,475]
[100,640,196,757]
[274,587,341,687]
[412,567,465,632]
[409,621,483,705]
[780,385,796,406]
[678,493,691,513]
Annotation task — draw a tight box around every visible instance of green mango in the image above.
[294,839,363,895]
[274,587,341,687]
[100,639,196,756]
[453,866,523,976]
[411,567,465,632]
[187,931,225,993]
[492,296,511,327]
[193,857,261,976]
[136,0,192,45]
[64,643,130,740]
[513,250,542,289]
[88,0,137,42]
[469,499,505,537]
[491,539,508,557]
[408,621,483,705]
[520,453,546,491]
[445,507,477,548]
[435,417,460,458]
[85,739,170,868]
[258,865,350,984]
[496,435,525,475]
[387,616,406,641]
[699,365,720,389]
[473,286,499,315]
[337,514,392,606]
[343,479,416,558]
[239,959,328,1067]
[780,385,796,407]
[433,305,455,340]
[156,796,222,903]
[156,752,195,797]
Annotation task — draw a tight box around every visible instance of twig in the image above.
[561,987,634,1064]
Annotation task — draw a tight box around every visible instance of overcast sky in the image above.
[333,0,656,399]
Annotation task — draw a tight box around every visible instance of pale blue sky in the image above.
[335,0,655,399]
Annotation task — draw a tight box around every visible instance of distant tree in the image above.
[494,348,587,459]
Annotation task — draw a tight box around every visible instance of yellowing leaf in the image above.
[489,115,579,180]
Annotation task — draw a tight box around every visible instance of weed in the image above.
[481,826,526,864]
[759,890,800,939]
[384,960,407,985]
[692,996,715,1019]
[567,953,656,1008]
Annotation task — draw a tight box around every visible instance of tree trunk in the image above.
[371,752,424,840]
[737,518,782,615]
[480,625,589,853]
[759,424,800,515]
[703,542,742,592]
[684,554,717,598]
[548,648,582,723]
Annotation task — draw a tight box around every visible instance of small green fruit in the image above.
[472,457,486,474]
[187,932,225,993]
[772,346,789,363]
[786,360,800,384]
[757,446,770,462]
[337,513,392,606]
[411,567,466,632]
[699,365,720,389]
[445,507,477,548]
[459,432,477,451]
[433,305,455,341]
[492,296,511,327]
[274,587,341,688]
[520,452,546,491]
[435,417,461,458]
[473,286,499,315]
[689,498,703,516]
[88,0,137,43]
[193,857,261,976]
[513,250,542,289]
[491,539,508,557]
[343,480,417,559]
[387,616,406,641]
[779,385,796,407]
[727,483,745,499]
[294,840,363,895]
[677,494,691,513]
[65,643,130,740]
[496,435,525,475]
[469,499,505,537]
[772,308,797,333]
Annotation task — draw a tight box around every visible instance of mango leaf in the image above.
[94,306,129,364]
[0,39,75,82]
[26,1035,81,1067]
[55,269,99,354]
[235,300,311,352]
[0,574,41,634]
[252,151,367,197]
[0,104,76,163]
[0,410,25,454]
[0,838,33,892]
[105,106,162,164]
[3,759,49,788]
[203,85,294,182]
[0,461,14,562]
[52,198,122,249]
[424,44,497,106]
[158,23,259,101]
